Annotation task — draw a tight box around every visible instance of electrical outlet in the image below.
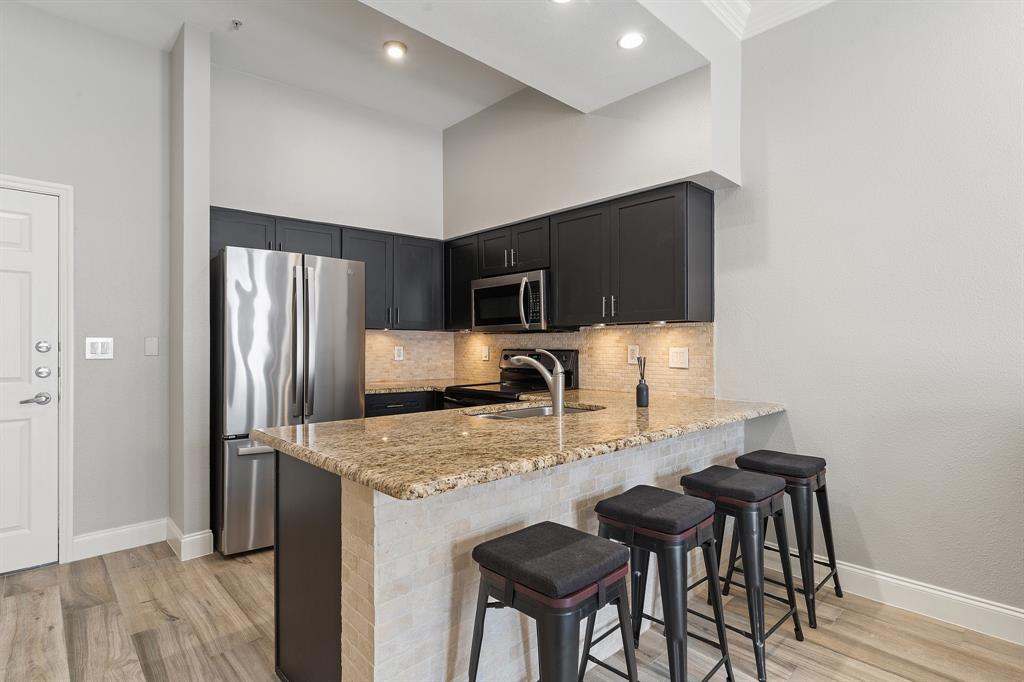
[627,345,640,365]
[481,346,490,361]
[669,347,689,369]
[144,337,159,356]
[85,337,114,360]
[394,345,404,361]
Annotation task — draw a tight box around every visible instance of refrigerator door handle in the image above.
[292,265,304,418]
[304,265,316,418]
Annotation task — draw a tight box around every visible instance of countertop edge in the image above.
[252,401,785,500]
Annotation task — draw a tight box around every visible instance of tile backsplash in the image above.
[452,323,714,397]
[365,331,454,382]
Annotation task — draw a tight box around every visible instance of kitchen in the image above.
[0,1,1021,682]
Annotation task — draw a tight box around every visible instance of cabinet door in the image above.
[394,236,443,330]
[277,219,341,258]
[477,227,512,277]
[342,228,393,329]
[210,207,275,258]
[683,183,714,322]
[509,218,550,272]
[551,204,610,327]
[445,235,478,330]
[609,186,686,323]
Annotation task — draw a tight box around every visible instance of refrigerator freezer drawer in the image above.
[220,438,275,555]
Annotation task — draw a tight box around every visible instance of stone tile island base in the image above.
[283,423,744,682]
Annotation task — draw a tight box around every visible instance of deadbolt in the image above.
[35,340,52,353]
[35,366,52,378]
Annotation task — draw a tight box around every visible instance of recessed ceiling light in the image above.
[551,0,572,3]
[383,40,407,60]
[617,32,645,49]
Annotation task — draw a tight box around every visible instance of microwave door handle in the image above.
[292,266,304,418]
[304,266,315,418]
[518,275,529,329]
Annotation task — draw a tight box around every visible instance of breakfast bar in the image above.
[252,391,783,682]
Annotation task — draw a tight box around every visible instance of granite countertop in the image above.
[252,389,784,500]
[365,378,486,394]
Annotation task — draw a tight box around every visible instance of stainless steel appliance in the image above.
[211,246,365,555]
[471,270,547,332]
[443,348,577,408]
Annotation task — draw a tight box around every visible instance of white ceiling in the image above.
[361,0,709,114]
[20,0,525,129]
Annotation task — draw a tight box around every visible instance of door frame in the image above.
[0,174,75,564]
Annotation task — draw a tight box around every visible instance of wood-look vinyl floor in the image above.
[0,543,1021,681]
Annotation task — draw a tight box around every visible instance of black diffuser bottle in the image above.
[636,356,649,407]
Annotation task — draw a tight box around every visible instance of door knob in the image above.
[35,366,51,378]
[35,340,52,353]
[20,392,52,405]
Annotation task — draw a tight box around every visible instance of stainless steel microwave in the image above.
[471,270,548,332]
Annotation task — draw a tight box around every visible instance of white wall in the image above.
[716,0,1024,607]
[0,3,170,535]
[211,67,443,238]
[443,67,712,237]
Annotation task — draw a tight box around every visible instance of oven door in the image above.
[471,270,547,332]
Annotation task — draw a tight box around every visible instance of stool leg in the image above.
[578,612,596,682]
[630,547,650,647]
[722,522,740,597]
[816,484,844,598]
[790,484,817,628]
[702,538,735,682]
[657,544,688,682]
[537,611,579,682]
[737,509,767,682]
[708,512,726,605]
[772,510,805,642]
[616,581,639,682]
[468,580,488,682]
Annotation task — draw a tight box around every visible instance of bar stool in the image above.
[469,521,638,682]
[723,450,843,629]
[581,485,734,682]
[682,466,804,682]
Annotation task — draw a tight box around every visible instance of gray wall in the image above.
[716,0,1024,606]
[442,67,711,237]
[0,3,170,534]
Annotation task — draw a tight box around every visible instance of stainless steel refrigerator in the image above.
[211,246,365,555]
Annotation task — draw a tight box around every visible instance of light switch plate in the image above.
[481,346,490,361]
[85,337,114,360]
[144,337,159,356]
[394,346,404,361]
[669,347,689,369]
[627,345,640,365]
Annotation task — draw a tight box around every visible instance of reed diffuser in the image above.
[635,356,649,407]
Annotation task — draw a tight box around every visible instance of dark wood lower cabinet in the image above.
[275,453,341,682]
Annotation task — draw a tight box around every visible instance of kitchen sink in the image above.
[476,405,604,420]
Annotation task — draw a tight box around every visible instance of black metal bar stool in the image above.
[581,485,734,682]
[721,450,842,629]
[469,521,638,682]
[681,466,804,682]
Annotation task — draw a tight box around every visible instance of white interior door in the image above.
[0,187,59,573]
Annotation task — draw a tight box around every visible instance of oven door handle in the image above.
[518,275,529,329]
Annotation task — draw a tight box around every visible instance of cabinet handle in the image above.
[504,249,508,267]
[395,306,400,327]
[385,403,407,409]
[277,242,282,251]
[267,240,272,250]
[601,296,607,318]
[611,295,616,317]
[511,248,516,267]
[386,307,391,328]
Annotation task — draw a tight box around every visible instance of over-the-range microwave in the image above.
[471,270,547,332]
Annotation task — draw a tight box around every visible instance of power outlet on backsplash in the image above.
[481,346,490,361]
[669,347,689,369]
[627,345,640,365]
[393,346,404,361]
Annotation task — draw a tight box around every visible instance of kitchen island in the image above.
[253,390,783,682]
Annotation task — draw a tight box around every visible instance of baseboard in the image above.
[761,542,1024,645]
[68,518,168,562]
[166,518,214,561]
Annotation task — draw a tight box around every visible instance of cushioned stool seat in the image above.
[736,450,826,478]
[595,485,714,535]
[472,521,628,599]
[681,465,785,502]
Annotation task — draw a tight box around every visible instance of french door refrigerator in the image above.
[211,246,365,555]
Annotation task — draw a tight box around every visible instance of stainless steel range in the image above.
[443,349,578,408]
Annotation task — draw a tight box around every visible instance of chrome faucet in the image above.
[510,349,565,416]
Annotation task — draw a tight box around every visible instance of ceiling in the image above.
[20,0,525,129]
[703,0,834,39]
[361,0,709,114]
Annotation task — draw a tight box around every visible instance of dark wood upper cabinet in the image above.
[445,235,478,330]
[393,236,443,330]
[478,228,512,277]
[509,218,550,271]
[341,228,393,330]
[210,208,275,258]
[550,205,610,327]
[277,219,341,258]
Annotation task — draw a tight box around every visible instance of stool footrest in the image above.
[731,558,838,596]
